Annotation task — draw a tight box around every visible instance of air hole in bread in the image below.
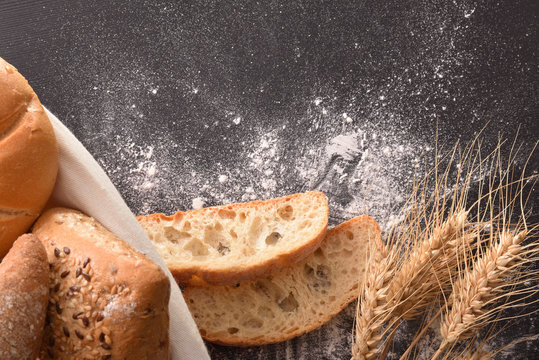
[182,221,191,231]
[217,242,230,256]
[258,306,275,319]
[242,317,263,329]
[278,293,299,312]
[253,279,282,301]
[265,232,282,246]
[342,249,353,257]
[329,296,336,302]
[218,209,236,219]
[314,248,325,259]
[227,327,239,334]
[277,205,293,220]
[214,222,223,231]
[345,231,354,240]
[184,239,209,257]
[239,212,247,221]
[304,264,331,291]
[229,229,238,238]
[163,227,190,244]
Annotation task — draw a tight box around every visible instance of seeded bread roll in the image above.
[0,57,59,258]
[33,208,170,360]
[0,234,49,360]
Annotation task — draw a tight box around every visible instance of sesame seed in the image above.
[99,332,106,342]
[63,326,70,337]
[54,248,61,257]
[63,247,71,255]
[60,270,70,278]
[104,334,112,345]
[67,291,74,296]
[72,311,83,319]
[83,257,91,268]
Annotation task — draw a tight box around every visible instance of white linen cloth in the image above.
[45,108,210,360]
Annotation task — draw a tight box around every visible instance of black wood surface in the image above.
[1,1,537,359]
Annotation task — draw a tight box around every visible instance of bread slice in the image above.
[138,191,329,286]
[182,215,381,346]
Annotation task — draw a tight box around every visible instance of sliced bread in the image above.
[138,191,329,286]
[182,215,381,346]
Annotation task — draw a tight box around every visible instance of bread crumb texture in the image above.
[183,215,380,345]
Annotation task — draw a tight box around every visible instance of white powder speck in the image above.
[464,8,475,18]
[314,98,323,106]
[192,197,205,209]
[342,113,353,123]
[218,174,228,183]
[151,88,158,94]
[233,116,242,125]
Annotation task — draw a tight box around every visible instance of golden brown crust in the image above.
[138,191,329,286]
[0,57,59,258]
[33,208,170,360]
[0,234,49,359]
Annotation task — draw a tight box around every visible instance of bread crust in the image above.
[33,208,170,360]
[0,234,49,359]
[0,57,59,258]
[183,215,382,346]
[138,191,329,286]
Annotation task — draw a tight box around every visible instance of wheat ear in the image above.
[437,230,528,354]
[352,242,397,360]
[389,210,469,320]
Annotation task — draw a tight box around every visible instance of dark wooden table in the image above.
[2,1,537,358]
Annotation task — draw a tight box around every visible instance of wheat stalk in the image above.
[352,241,397,359]
[429,228,536,360]
[389,210,469,320]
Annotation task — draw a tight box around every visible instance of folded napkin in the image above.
[45,108,210,360]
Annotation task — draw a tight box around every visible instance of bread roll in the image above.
[33,208,171,360]
[0,234,49,359]
[0,57,59,258]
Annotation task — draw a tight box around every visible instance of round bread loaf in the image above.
[0,57,59,258]
[33,207,171,360]
[0,234,49,359]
